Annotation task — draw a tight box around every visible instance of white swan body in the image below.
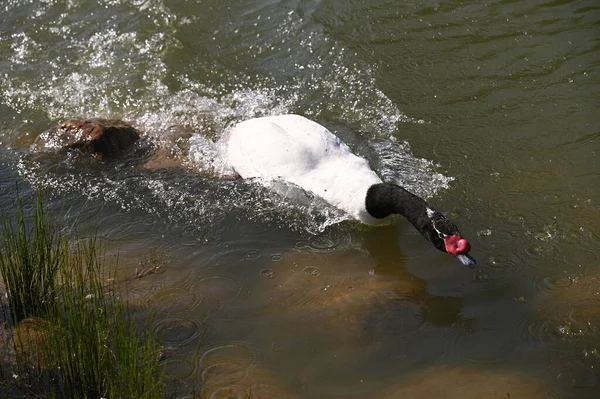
[226,114,384,224]
[224,114,478,267]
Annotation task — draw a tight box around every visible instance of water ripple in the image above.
[531,273,600,354]
[153,317,202,350]
[190,274,243,316]
[146,285,203,316]
[207,386,249,399]
[197,342,261,398]
[448,328,517,364]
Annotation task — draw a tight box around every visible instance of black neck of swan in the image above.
[365,183,441,237]
[365,183,476,266]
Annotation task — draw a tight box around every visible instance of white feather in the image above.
[226,114,384,224]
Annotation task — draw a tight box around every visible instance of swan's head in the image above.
[443,234,476,267]
[427,212,477,268]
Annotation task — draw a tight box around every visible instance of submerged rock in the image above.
[34,118,140,158]
[142,147,185,170]
[13,317,54,368]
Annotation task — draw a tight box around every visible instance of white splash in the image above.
[3,0,455,234]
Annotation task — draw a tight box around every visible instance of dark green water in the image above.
[1,0,599,397]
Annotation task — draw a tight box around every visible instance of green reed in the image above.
[0,192,62,323]
[0,189,164,398]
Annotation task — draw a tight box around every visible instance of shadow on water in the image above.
[363,223,475,330]
[171,220,486,398]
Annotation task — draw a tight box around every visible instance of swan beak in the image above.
[456,253,477,268]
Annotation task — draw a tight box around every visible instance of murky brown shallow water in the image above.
[1,0,599,397]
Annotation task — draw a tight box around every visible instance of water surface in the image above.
[1,0,599,397]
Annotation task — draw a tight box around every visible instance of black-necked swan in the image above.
[225,114,476,267]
